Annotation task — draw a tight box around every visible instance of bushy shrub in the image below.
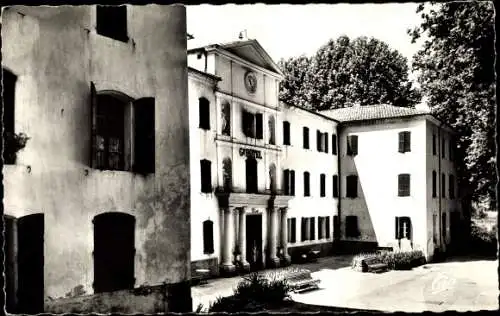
[208,272,290,312]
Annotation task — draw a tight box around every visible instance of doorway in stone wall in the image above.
[4,213,45,314]
[246,214,263,271]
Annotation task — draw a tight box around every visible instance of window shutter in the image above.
[332,134,337,155]
[303,127,309,149]
[405,217,412,239]
[310,217,315,240]
[301,218,307,241]
[203,220,214,254]
[398,174,410,197]
[304,172,310,196]
[432,171,437,197]
[348,135,358,155]
[134,98,155,174]
[90,82,97,168]
[318,217,323,239]
[326,217,330,238]
[398,132,405,153]
[291,218,296,242]
[290,170,296,196]
[283,169,290,195]
[320,174,326,197]
[395,217,400,239]
[332,175,339,198]
[405,132,411,152]
[255,113,263,139]
[201,160,212,193]
[441,173,446,197]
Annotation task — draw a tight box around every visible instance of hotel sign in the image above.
[239,148,262,159]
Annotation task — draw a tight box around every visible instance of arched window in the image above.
[268,116,276,145]
[222,158,232,192]
[203,220,214,254]
[2,68,18,164]
[246,157,258,194]
[93,212,135,293]
[269,163,276,193]
[221,101,231,136]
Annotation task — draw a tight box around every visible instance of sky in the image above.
[186,3,425,69]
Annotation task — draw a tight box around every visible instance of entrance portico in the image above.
[217,192,291,275]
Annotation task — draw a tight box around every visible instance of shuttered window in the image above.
[325,216,331,239]
[96,5,128,42]
[199,97,210,130]
[283,121,291,145]
[318,217,324,239]
[255,113,263,139]
[331,134,337,155]
[303,127,309,149]
[284,169,290,195]
[288,218,296,243]
[200,159,212,193]
[345,216,359,238]
[398,131,411,153]
[316,130,322,152]
[346,175,358,198]
[332,175,339,198]
[290,170,295,196]
[301,218,308,241]
[303,172,310,197]
[398,174,411,197]
[333,215,340,238]
[347,135,358,156]
[432,170,437,198]
[310,217,315,240]
[324,133,329,153]
[203,220,214,254]
[441,173,446,198]
[449,174,455,199]
[320,174,326,197]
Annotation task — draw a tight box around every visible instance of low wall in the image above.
[288,241,334,263]
[191,257,220,278]
[44,281,192,313]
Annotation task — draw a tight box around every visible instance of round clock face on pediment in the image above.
[244,71,257,94]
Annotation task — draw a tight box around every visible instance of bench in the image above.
[362,257,388,273]
[192,269,210,285]
[285,270,320,293]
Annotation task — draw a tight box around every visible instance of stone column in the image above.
[280,208,291,265]
[221,207,236,275]
[238,207,250,272]
[268,208,280,267]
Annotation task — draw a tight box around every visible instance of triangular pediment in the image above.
[220,39,284,77]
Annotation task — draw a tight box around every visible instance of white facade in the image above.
[186,39,463,275]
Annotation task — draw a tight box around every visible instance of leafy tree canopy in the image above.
[278,35,421,110]
[409,1,496,211]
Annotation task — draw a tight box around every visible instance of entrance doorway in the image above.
[246,214,263,271]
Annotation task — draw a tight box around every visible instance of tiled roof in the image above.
[320,104,430,122]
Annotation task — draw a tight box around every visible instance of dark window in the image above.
[284,169,290,195]
[395,216,412,239]
[242,110,255,138]
[96,5,128,42]
[2,68,17,164]
[255,113,263,139]
[133,98,155,174]
[347,135,358,156]
[199,97,210,130]
[303,127,309,149]
[332,175,339,198]
[324,133,329,153]
[303,172,310,196]
[441,137,446,159]
[316,130,322,152]
[345,216,359,238]
[318,217,324,239]
[432,170,437,198]
[93,212,135,293]
[398,174,411,197]
[290,170,295,196]
[93,94,126,170]
[333,215,340,238]
[283,121,291,145]
[320,174,326,197]
[398,131,411,153]
[301,218,308,241]
[245,158,258,193]
[310,217,315,240]
[346,175,358,198]
[449,174,455,199]
[442,213,447,238]
[222,158,232,192]
[200,159,212,193]
[331,134,337,155]
[288,218,296,243]
[203,220,214,254]
[325,216,331,239]
[441,173,446,198]
[432,133,437,155]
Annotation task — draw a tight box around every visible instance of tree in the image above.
[409,2,496,213]
[278,35,421,110]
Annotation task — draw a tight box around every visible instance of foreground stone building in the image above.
[187,38,466,278]
[2,5,191,313]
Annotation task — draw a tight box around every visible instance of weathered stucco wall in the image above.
[2,5,191,308]
[339,118,428,254]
